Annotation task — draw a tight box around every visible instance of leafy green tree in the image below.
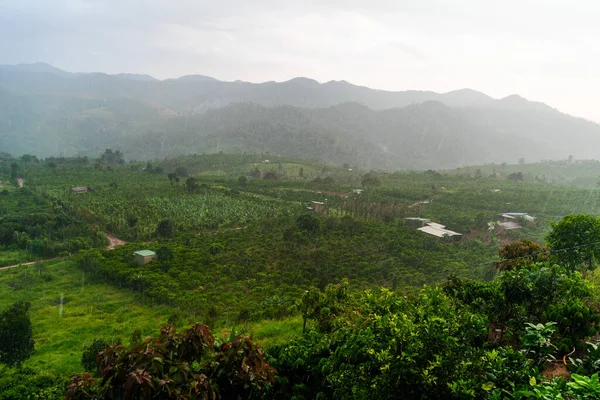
[237,175,248,186]
[99,149,125,164]
[361,172,381,187]
[546,214,600,270]
[174,166,188,178]
[507,172,524,181]
[0,302,35,367]
[186,177,199,193]
[296,214,319,232]
[156,219,174,237]
[9,163,19,179]
[67,323,275,399]
[495,239,549,271]
[81,338,121,374]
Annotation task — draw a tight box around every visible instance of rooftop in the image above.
[133,250,156,257]
[497,221,522,230]
[417,224,462,238]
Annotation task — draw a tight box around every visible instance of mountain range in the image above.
[1,62,598,169]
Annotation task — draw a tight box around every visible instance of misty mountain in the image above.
[1,63,600,167]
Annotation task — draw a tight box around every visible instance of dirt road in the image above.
[104,233,127,250]
[0,233,127,272]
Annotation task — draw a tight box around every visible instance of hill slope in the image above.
[1,63,600,166]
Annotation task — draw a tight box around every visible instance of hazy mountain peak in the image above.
[112,73,157,82]
[0,62,71,77]
[172,74,218,83]
[285,77,320,86]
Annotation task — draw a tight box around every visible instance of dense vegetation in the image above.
[4,153,600,398]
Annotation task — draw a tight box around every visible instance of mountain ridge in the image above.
[1,62,600,168]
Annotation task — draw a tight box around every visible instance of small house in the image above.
[311,201,327,215]
[417,222,462,240]
[406,219,462,240]
[405,217,431,228]
[133,250,157,266]
[499,213,537,223]
[352,189,363,195]
[70,186,90,193]
[496,221,522,231]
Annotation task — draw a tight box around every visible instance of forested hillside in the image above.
[2,63,600,167]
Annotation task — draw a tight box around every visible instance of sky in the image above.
[1,0,600,122]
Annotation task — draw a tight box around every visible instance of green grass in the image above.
[0,259,173,374]
[248,316,304,348]
[0,257,303,375]
[0,249,35,267]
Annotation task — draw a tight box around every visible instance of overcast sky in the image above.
[1,0,599,121]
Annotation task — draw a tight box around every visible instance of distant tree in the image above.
[174,166,188,178]
[518,157,525,165]
[0,302,34,367]
[546,214,600,271]
[156,246,174,263]
[249,167,261,178]
[237,175,248,186]
[343,163,350,169]
[167,173,177,185]
[471,212,489,232]
[126,214,139,229]
[500,162,507,169]
[495,239,549,271]
[297,214,319,232]
[568,155,574,163]
[156,219,174,237]
[361,172,381,187]
[263,172,278,180]
[186,177,199,193]
[100,149,125,164]
[507,172,524,182]
[20,154,39,163]
[10,163,19,179]
[299,167,304,178]
[474,169,482,179]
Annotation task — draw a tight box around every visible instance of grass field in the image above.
[0,258,302,375]
[0,249,36,268]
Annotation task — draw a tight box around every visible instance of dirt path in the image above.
[0,257,67,271]
[104,232,127,250]
[0,233,127,272]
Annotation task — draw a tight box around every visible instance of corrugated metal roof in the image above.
[497,221,522,230]
[426,222,446,229]
[134,250,156,257]
[417,225,462,238]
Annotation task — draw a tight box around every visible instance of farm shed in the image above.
[133,250,157,266]
[500,212,536,222]
[417,223,462,240]
[405,217,431,228]
[311,201,327,215]
[408,219,462,240]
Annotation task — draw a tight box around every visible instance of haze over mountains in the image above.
[1,62,598,169]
